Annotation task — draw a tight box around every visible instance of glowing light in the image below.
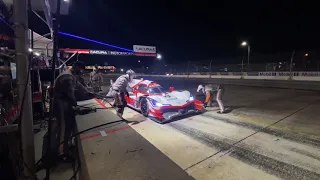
[156,102,163,107]
[157,54,162,59]
[241,41,247,46]
[28,48,33,52]
[138,60,141,63]
[305,53,308,57]
[120,69,124,72]
[34,52,40,56]
[58,31,133,52]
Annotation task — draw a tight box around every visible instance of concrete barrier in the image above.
[92,73,320,91]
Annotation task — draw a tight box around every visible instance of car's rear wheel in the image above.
[140,98,149,117]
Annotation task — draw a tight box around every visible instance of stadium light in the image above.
[240,41,250,65]
[58,31,133,52]
[241,41,247,46]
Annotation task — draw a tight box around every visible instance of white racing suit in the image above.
[215,85,225,113]
[106,74,130,116]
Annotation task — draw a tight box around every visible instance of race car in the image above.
[125,79,205,123]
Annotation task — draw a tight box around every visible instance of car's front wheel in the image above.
[140,98,149,117]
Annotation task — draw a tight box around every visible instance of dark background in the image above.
[4,1,320,69]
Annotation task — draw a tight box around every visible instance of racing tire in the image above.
[140,98,149,117]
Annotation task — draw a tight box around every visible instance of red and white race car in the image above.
[125,79,205,123]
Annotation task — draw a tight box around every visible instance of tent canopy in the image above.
[31,30,53,56]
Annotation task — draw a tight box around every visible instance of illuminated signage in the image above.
[89,50,134,56]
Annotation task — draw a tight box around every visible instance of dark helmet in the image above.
[72,61,85,75]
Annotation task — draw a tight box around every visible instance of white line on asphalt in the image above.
[100,131,107,137]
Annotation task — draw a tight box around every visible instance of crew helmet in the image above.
[126,69,136,81]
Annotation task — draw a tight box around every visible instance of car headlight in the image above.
[156,102,163,107]
[149,99,171,107]
[186,94,194,102]
[189,94,194,101]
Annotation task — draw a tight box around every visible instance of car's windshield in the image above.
[147,86,165,94]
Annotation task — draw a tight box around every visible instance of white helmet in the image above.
[197,84,205,93]
[126,69,136,82]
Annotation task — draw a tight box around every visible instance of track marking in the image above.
[80,125,131,140]
[100,131,107,137]
[94,98,108,108]
[184,99,319,171]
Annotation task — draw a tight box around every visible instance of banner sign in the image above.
[246,72,259,76]
[89,50,134,56]
[133,45,156,54]
[85,66,115,70]
[301,72,320,76]
[60,48,156,56]
[219,72,229,75]
[231,72,242,76]
[246,72,319,77]
[66,66,115,70]
[259,72,277,76]
[205,72,320,77]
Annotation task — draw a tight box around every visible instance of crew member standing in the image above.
[107,69,135,117]
[53,61,88,160]
[90,65,103,92]
[215,84,225,114]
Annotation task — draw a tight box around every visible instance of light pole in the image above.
[241,41,250,66]
[289,50,295,80]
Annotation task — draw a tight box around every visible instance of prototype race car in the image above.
[125,79,205,123]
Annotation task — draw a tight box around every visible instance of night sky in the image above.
[28,1,319,68]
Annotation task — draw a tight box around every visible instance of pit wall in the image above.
[88,71,320,91]
[130,72,320,81]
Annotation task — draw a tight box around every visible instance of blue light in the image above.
[0,17,12,30]
[186,94,194,102]
[58,31,133,52]
[148,98,171,107]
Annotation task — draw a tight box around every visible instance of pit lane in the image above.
[98,79,320,180]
